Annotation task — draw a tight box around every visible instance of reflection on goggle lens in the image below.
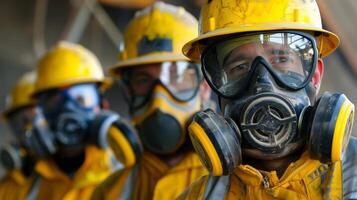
[38,84,100,117]
[125,61,200,109]
[66,84,100,109]
[160,61,199,100]
[202,31,317,98]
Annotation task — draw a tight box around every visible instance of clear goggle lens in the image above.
[38,84,100,116]
[124,61,200,108]
[160,61,200,100]
[202,32,317,97]
[66,84,100,109]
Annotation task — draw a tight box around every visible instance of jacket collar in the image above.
[141,151,203,176]
[233,151,324,187]
[35,145,111,188]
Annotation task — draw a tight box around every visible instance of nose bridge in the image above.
[151,84,199,112]
[249,63,275,93]
[132,83,200,125]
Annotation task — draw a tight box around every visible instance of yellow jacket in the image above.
[92,151,207,200]
[0,169,36,200]
[33,145,112,200]
[178,151,342,200]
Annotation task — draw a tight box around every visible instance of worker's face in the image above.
[120,62,207,155]
[218,40,323,111]
[223,42,305,81]
[8,106,38,143]
[200,31,323,159]
[202,32,322,99]
[123,62,201,109]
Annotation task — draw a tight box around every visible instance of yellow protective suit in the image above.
[92,151,207,200]
[33,145,112,200]
[0,169,36,200]
[178,151,342,200]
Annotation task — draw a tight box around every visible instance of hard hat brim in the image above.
[109,53,190,77]
[183,24,340,61]
[1,102,36,121]
[100,77,113,92]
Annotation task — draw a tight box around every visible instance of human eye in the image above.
[130,73,155,96]
[271,56,291,64]
[132,74,151,86]
[270,49,294,64]
[225,61,250,76]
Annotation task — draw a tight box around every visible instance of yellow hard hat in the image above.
[3,71,36,118]
[110,2,198,77]
[183,0,340,61]
[34,41,110,95]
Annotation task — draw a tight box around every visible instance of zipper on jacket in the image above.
[263,176,270,189]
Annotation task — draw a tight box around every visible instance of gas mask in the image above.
[123,61,202,155]
[24,83,142,163]
[188,31,355,175]
[1,106,39,173]
[0,143,31,172]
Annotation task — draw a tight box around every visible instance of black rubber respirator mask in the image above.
[188,31,355,176]
[23,84,142,163]
[123,62,202,155]
[0,107,40,172]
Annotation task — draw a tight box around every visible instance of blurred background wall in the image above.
[0,0,356,176]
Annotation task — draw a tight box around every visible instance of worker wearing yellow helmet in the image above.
[26,41,140,200]
[178,0,356,199]
[91,2,212,199]
[0,71,40,200]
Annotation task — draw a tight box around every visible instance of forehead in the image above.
[227,41,296,57]
[233,41,293,50]
[216,32,312,57]
[129,63,162,75]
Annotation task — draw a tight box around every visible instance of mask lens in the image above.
[38,91,63,118]
[202,32,317,97]
[38,84,100,118]
[123,68,157,109]
[160,61,199,101]
[66,84,100,109]
[125,62,200,109]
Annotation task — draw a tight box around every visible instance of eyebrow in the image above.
[269,48,295,56]
[223,52,249,67]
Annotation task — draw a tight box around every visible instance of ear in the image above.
[311,58,324,95]
[199,80,212,103]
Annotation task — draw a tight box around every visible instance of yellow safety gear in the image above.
[107,126,138,167]
[332,99,355,162]
[110,1,198,76]
[187,93,354,176]
[34,41,110,95]
[92,151,207,200]
[33,145,112,200]
[178,151,342,200]
[0,169,36,200]
[131,84,201,155]
[183,0,340,61]
[132,83,201,132]
[3,71,36,118]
